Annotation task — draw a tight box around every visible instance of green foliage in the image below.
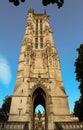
[74,97,83,121]
[9,0,64,7]
[74,44,83,121]
[0,96,11,121]
[75,44,83,82]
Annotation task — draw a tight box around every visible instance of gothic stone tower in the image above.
[9,8,71,130]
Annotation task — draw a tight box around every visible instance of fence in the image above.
[54,122,83,130]
[0,121,29,130]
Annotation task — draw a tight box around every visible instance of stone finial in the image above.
[28,8,34,14]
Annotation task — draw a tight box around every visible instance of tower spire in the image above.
[44,9,46,14]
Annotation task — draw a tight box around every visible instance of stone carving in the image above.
[24,38,33,64]
[42,51,48,69]
[27,21,32,27]
[30,51,35,69]
[48,56,52,66]
[34,111,45,130]
[52,52,60,68]
[44,26,51,35]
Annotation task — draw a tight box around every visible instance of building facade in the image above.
[9,8,71,130]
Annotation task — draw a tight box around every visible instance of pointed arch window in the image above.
[40,37,43,48]
[40,19,42,35]
[36,19,38,35]
[35,38,38,49]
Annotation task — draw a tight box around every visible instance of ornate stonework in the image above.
[9,8,71,130]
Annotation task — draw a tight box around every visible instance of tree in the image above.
[9,0,64,8]
[0,96,11,121]
[74,44,83,121]
[42,0,64,8]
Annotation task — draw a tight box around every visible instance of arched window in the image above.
[35,38,38,49]
[32,87,46,130]
[35,104,45,114]
[40,19,42,34]
[40,37,43,48]
[36,19,38,35]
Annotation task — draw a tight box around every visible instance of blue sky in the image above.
[0,0,83,113]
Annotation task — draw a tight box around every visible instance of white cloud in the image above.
[0,55,12,85]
